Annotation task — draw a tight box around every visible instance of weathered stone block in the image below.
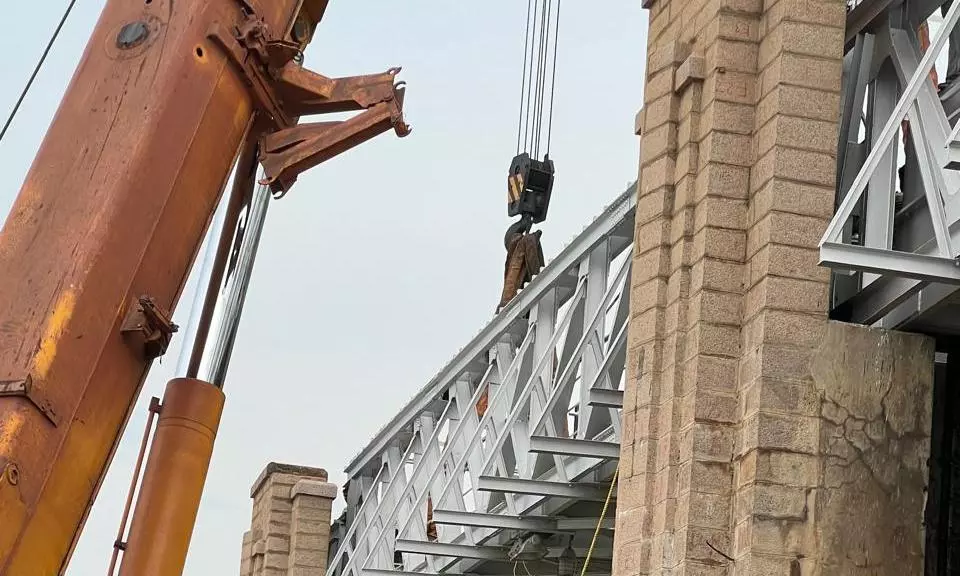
[687,289,742,328]
[757,84,841,127]
[703,69,756,105]
[695,162,751,200]
[701,100,755,135]
[642,123,680,165]
[631,277,669,318]
[711,11,761,43]
[648,41,694,76]
[648,67,679,103]
[700,131,754,167]
[757,114,839,157]
[705,39,759,75]
[694,195,747,232]
[676,55,707,93]
[694,388,739,424]
[762,0,846,32]
[690,257,744,295]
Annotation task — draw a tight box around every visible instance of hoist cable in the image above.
[542,1,554,156]
[533,0,551,157]
[545,0,561,155]
[516,0,534,155]
[517,0,561,159]
[531,1,543,155]
[523,0,541,155]
[0,0,78,145]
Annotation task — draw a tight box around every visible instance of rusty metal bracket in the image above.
[0,376,59,426]
[273,64,402,115]
[209,8,410,197]
[121,296,179,360]
[259,74,410,195]
[208,21,294,129]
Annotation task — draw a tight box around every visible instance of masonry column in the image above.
[617,0,760,572]
[617,1,935,575]
[288,478,338,576]
[239,463,335,576]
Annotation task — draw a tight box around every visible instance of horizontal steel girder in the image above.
[476,476,614,501]
[430,509,615,532]
[820,242,960,284]
[395,541,507,561]
[528,436,622,459]
[394,540,613,561]
[361,572,614,576]
[431,510,558,531]
[587,387,624,408]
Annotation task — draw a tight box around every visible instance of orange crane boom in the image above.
[0,0,407,573]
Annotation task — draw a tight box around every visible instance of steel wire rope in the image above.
[522,0,541,154]
[516,0,561,158]
[516,0,535,154]
[539,0,555,157]
[545,0,562,155]
[532,0,550,157]
[0,0,79,144]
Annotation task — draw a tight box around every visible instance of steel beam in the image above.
[863,59,897,286]
[431,510,557,532]
[431,510,616,533]
[587,388,624,408]
[821,242,960,284]
[395,540,508,561]
[528,436,621,459]
[834,275,927,325]
[879,282,958,328]
[394,540,613,562]
[556,517,615,531]
[846,0,897,47]
[476,476,613,501]
[362,571,613,576]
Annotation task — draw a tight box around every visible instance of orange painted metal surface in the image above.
[0,0,314,572]
[118,378,225,576]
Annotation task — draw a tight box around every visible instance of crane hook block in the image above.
[507,152,555,224]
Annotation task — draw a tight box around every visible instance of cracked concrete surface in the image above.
[810,322,933,575]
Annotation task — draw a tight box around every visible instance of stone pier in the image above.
[616,1,936,574]
[239,463,337,576]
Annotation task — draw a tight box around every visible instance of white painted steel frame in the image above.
[822,0,960,327]
[327,186,635,576]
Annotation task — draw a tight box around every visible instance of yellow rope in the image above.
[580,464,619,576]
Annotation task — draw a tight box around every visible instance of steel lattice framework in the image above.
[824,0,960,333]
[326,186,636,576]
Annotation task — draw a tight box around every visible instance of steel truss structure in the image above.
[823,0,960,332]
[326,186,636,576]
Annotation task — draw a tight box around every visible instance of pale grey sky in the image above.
[0,1,646,573]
